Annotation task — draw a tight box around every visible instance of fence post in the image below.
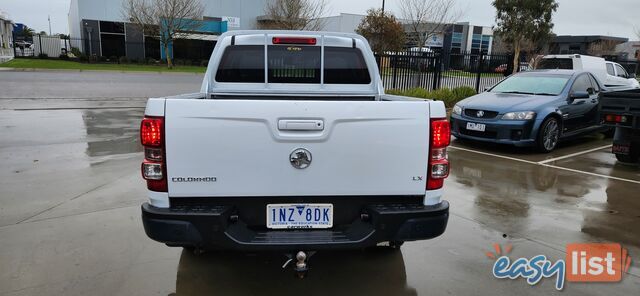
[475,52,484,93]
[12,31,17,57]
[391,53,398,89]
[37,34,42,57]
[432,54,441,91]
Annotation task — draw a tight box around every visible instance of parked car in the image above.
[537,54,639,89]
[14,41,32,49]
[598,88,640,163]
[451,69,610,152]
[495,62,531,73]
[140,31,451,276]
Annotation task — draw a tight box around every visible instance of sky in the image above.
[1,0,639,40]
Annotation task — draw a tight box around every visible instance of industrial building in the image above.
[316,14,494,54]
[0,10,14,62]
[67,0,267,60]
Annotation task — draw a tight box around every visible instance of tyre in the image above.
[537,117,560,153]
[615,153,638,163]
[615,144,639,164]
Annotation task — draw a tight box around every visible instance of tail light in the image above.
[427,118,451,190]
[604,114,628,124]
[272,37,317,45]
[140,116,167,192]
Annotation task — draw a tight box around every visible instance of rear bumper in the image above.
[141,197,449,251]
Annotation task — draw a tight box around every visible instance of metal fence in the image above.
[13,34,214,64]
[14,34,542,93]
[374,51,518,93]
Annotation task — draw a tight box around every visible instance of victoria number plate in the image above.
[466,122,486,132]
[266,204,333,229]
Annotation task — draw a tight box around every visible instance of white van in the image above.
[537,54,639,89]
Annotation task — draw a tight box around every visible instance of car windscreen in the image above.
[537,58,573,70]
[490,75,570,95]
[215,45,371,84]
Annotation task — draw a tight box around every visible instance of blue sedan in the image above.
[450,70,609,152]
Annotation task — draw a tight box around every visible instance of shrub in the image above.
[79,54,88,62]
[70,47,81,57]
[119,56,129,64]
[386,86,477,108]
[200,59,208,67]
[146,58,157,65]
[38,53,48,59]
[58,54,69,60]
[452,86,477,101]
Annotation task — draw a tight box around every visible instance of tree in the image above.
[356,9,406,53]
[635,25,640,40]
[399,0,461,49]
[493,0,558,74]
[14,26,35,38]
[260,0,327,30]
[38,31,47,36]
[123,0,204,68]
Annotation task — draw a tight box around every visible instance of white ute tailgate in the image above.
[165,99,430,197]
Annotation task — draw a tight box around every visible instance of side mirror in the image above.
[570,91,590,101]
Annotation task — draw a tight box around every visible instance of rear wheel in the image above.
[537,117,560,153]
[615,145,639,164]
[615,153,639,163]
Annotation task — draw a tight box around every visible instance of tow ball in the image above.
[283,251,314,278]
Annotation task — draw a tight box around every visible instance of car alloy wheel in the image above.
[538,118,559,152]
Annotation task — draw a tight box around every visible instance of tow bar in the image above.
[282,251,314,278]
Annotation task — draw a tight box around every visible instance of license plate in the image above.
[466,122,486,132]
[612,143,630,155]
[267,204,333,229]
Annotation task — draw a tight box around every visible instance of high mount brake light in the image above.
[140,117,167,192]
[272,37,317,45]
[427,119,451,190]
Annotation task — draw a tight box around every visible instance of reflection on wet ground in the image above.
[175,249,416,296]
[0,95,639,295]
[0,107,144,226]
[82,109,143,158]
[447,144,640,271]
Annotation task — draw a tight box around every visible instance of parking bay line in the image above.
[448,145,640,185]
[537,144,612,164]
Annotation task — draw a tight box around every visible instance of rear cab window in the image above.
[538,58,573,70]
[215,45,371,84]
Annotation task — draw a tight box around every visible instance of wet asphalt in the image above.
[0,70,639,295]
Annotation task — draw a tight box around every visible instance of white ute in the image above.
[140,31,450,275]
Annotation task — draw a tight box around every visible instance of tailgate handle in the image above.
[278,119,324,131]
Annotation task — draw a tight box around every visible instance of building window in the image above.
[481,35,491,53]
[99,21,125,34]
[99,21,126,57]
[451,32,463,51]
